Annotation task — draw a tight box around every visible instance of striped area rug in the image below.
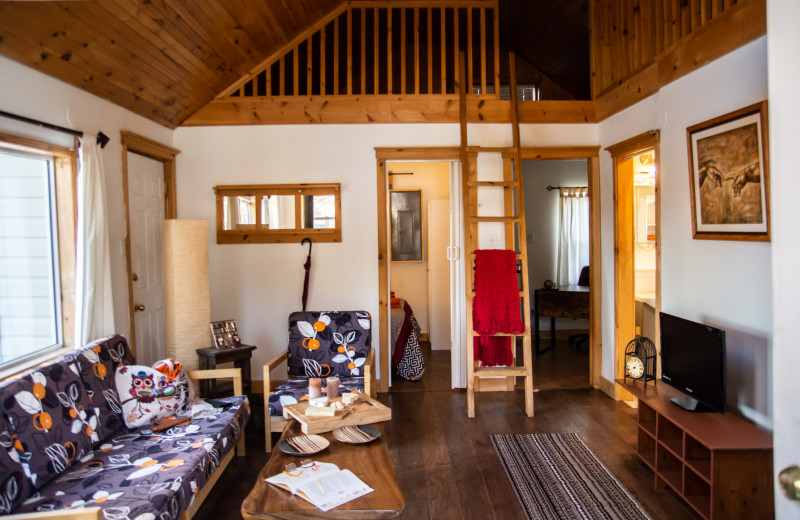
[491,433,652,520]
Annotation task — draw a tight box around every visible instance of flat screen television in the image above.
[659,312,727,413]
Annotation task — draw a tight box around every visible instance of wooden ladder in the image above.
[459,52,534,418]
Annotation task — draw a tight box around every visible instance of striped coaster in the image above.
[286,434,328,454]
[334,425,376,444]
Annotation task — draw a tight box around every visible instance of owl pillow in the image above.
[115,359,193,428]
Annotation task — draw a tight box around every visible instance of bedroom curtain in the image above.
[74,137,115,346]
[556,187,589,287]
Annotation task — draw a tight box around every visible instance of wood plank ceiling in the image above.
[0,0,589,129]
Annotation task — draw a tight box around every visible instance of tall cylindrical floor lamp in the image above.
[162,219,211,371]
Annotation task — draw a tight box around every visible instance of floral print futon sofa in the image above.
[0,335,249,520]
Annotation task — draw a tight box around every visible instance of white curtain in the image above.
[556,187,590,287]
[74,137,115,346]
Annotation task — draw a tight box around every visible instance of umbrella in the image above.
[301,238,312,311]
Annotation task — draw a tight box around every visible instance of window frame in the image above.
[0,131,77,371]
[213,183,342,244]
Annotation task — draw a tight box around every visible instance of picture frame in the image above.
[389,189,424,262]
[687,101,770,241]
[210,319,241,349]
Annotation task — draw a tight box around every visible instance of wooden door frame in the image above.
[375,147,461,393]
[375,145,602,393]
[516,147,602,389]
[121,132,180,357]
[606,131,661,401]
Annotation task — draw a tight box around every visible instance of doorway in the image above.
[522,159,591,389]
[607,131,661,400]
[386,159,462,393]
[121,132,180,361]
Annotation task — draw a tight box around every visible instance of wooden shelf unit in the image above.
[619,381,773,520]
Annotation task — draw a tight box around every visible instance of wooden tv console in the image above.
[618,381,773,520]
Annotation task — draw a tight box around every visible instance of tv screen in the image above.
[660,312,727,413]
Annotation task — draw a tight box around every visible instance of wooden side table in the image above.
[196,344,257,397]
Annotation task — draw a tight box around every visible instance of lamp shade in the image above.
[162,219,211,370]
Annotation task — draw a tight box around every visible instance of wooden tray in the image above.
[282,395,392,434]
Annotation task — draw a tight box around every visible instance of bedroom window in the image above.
[0,133,76,368]
[214,183,341,244]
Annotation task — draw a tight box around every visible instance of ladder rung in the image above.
[467,181,518,187]
[469,290,526,297]
[469,216,521,223]
[471,330,528,337]
[468,252,523,259]
[474,366,529,377]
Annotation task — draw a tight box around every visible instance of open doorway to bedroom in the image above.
[386,160,455,393]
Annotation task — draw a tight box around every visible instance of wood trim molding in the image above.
[607,130,660,402]
[594,0,766,121]
[120,132,180,357]
[183,97,596,126]
[375,145,602,393]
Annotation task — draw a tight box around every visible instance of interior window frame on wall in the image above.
[389,189,424,262]
[213,183,341,244]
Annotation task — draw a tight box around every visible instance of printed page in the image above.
[295,469,374,512]
[265,461,340,494]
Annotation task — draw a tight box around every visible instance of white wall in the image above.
[0,56,174,344]
[767,0,800,515]
[598,37,772,428]
[173,124,598,378]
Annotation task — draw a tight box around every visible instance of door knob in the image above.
[134,304,146,312]
[132,273,139,282]
[779,465,800,500]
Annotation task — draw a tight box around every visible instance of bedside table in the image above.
[196,344,257,397]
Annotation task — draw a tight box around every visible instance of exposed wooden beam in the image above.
[183,96,596,125]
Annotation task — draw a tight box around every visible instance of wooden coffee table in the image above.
[241,420,405,519]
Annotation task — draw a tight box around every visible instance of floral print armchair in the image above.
[263,311,374,452]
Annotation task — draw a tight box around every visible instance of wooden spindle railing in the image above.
[220,1,502,101]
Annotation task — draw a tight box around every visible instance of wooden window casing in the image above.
[0,131,77,371]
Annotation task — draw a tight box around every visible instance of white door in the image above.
[427,200,451,350]
[128,152,165,366]
[449,161,467,388]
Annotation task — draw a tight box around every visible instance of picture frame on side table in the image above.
[210,319,241,348]
[687,101,770,241]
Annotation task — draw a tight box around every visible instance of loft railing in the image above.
[219,1,502,100]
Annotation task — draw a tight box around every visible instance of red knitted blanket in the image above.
[472,249,524,366]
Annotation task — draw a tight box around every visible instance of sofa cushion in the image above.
[287,311,371,378]
[0,416,33,515]
[72,335,136,441]
[268,377,364,417]
[115,360,192,428]
[0,358,98,490]
[11,395,249,519]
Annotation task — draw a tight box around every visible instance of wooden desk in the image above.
[534,286,590,354]
[241,420,405,519]
[196,344,256,397]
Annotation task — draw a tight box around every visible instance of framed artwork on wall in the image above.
[687,101,770,241]
[390,189,423,262]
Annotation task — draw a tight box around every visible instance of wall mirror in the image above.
[214,184,341,243]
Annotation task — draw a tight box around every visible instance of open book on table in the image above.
[266,461,374,512]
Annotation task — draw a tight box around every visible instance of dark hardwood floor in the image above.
[194,340,699,520]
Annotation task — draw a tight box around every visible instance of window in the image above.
[214,184,341,244]
[0,133,76,368]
